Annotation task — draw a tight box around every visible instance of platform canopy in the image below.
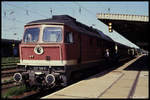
[96,13,149,50]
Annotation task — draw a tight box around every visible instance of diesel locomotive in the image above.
[13,15,133,88]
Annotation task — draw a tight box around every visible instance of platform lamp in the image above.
[108,22,113,32]
[12,42,15,48]
[12,33,17,48]
[12,33,17,58]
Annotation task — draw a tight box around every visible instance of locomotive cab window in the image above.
[43,27,62,42]
[65,32,74,43]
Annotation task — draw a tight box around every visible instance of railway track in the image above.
[1,66,24,96]
[2,68,24,78]
[1,80,20,90]
[1,66,17,71]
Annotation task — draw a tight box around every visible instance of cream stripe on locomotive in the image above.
[18,59,104,66]
[18,60,77,66]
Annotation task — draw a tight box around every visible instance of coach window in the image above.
[65,32,74,43]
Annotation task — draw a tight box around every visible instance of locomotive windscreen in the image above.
[23,27,40,43]
[43,27,62,42]
[23,26,62,43]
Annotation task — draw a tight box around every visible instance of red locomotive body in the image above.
[13,15,130,88]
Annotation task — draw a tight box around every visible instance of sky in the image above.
[1,1,149,48]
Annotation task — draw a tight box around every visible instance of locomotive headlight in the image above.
[45,74,55,85]
[34,45,44,55]
[13,73,22,82]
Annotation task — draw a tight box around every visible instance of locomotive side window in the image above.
[23,28,40,43]
[43,27,62,42]
[65,32,73,43]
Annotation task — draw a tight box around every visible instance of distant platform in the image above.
[41,55,148,99]
[96,13,149,22]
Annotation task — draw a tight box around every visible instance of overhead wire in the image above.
[6,3,48,18]
[74,2,97,18]
[4,16,24,23]
[3,3,36,37]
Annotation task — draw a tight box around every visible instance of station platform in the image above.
[41,55,149,99]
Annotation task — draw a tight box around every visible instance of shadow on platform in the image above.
[84,55,148,80]
[124,55,149,71]
[83,57,134,80]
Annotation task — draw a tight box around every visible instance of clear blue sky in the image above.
[2,1,149,48]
